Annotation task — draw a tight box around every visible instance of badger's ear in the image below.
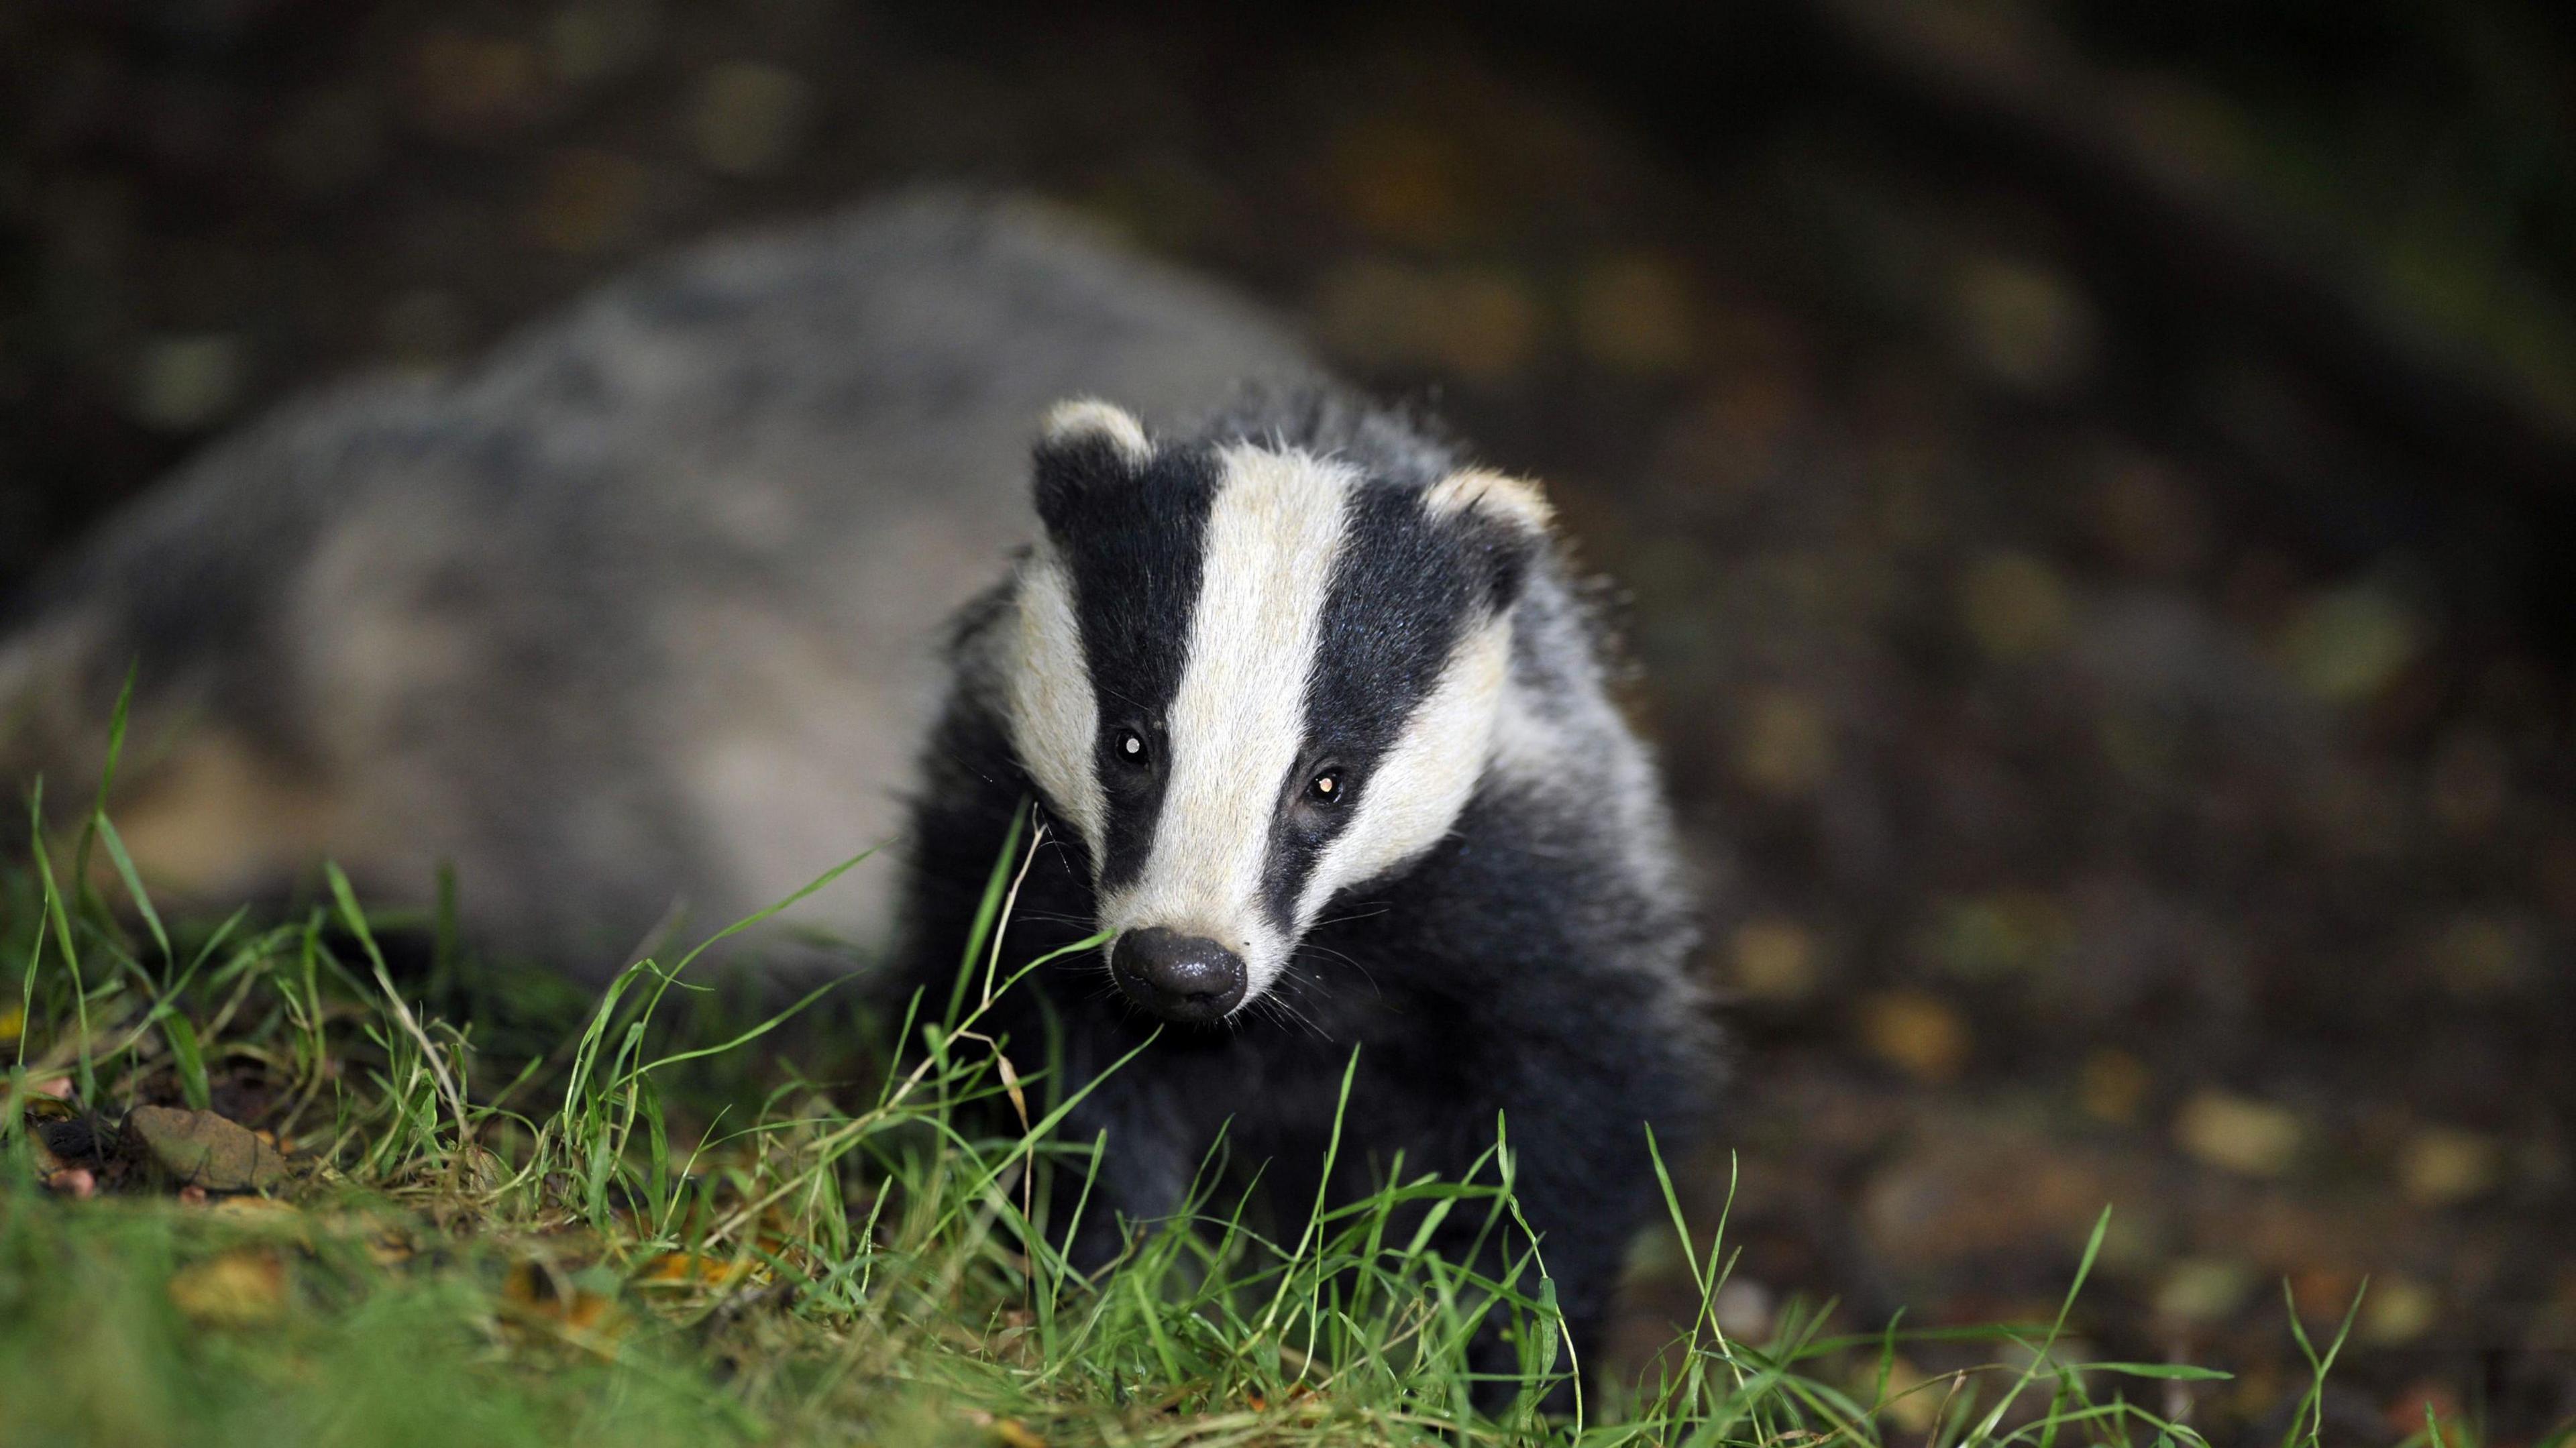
[1425,467,1553,608]
[1033,398,1152,531]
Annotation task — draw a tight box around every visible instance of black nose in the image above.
[1110,928,1247,1023]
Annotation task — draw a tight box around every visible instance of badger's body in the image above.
[0,194,1316,968]
[896,391,1710,1395]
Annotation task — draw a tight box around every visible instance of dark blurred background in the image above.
[5,1,2573,1441]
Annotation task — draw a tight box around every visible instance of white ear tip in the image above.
[1424,468,1554,532]
[1041,398,1152,466]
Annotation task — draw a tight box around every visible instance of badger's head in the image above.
[1002,398,1551,1025]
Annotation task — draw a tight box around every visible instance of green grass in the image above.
[1,724,2337,1447]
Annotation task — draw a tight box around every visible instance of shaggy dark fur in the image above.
[892,397,1715,1409]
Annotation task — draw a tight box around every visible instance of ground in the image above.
[4,3,2575,1445]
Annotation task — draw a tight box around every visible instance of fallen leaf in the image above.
[127,1106,288,1192]
[2399,1126,2500,1206]
[2361,1275,2441,1345]
[169,1249,286,1327]
[2154,1258,2254,1323]
[2174,1091,2302,1176]
[634,1251,757,1290]
[502,1260,625,1344]
[993,1418,1045,1448]
[1856,990,1968,1083]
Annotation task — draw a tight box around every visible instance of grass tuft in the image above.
[0,791,2306,1447]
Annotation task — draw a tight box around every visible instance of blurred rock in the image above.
[2275,583,2420,704]
[1947,256,2098,396]
[2398,1126,2502,1207]
[690,62,812,178]
[1574,254,1696,375]
[2174,1091,2302,1177]
[1857,990,1968,1083]
[528,148,649,254]
[130,333,245,431]
[1729,917,1821,1003]
[1959,550,2076,660]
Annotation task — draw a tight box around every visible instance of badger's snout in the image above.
[1110,928,1247,1023]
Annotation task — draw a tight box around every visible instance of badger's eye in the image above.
[1306,769,1346,806]
[1114,728,1150,767]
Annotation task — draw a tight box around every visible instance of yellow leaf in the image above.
[169,1249,286,1327]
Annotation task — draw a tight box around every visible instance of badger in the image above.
[896,390,1711,1397]
[2,190,1713,1398]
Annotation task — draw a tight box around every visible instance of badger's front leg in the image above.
[1410,969,1706,1414]
[1037,1036,1213,1275]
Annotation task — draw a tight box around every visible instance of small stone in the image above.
[43,1168,95,1200]
[1856,990,1969,1084]
[1712,1278,1774,1339]
[131,333,246,431]
[688,61,811,178]
[2174,1091,2302,1177]
[1729,919,1821,1002]
[2398,1126,2501,1207]
[126,1105,287,1192]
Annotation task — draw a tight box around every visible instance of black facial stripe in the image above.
[1258,480,1484,930]
[1045,445,1221,892]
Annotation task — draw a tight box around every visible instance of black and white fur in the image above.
[897,390,1713,1400]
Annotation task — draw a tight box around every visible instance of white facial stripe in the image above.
[1006,549,1106,852]
[1099,446,1356,997]
[1295,613,1511,927]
